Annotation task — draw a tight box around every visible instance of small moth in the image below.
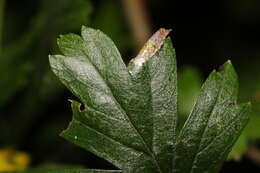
[131,28,171,66]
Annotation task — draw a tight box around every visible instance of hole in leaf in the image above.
[79,104,85,112]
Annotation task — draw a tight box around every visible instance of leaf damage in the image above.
[49,27,251,173]
[131,28,171,66]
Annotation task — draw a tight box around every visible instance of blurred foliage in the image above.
[0,0,132,171]
[92,0,131,55]
[228,63,260,159]
[0,1,93,154]
[15,163,84,173]
[178,66,202,116]
[0,0,92,105]
[177,66,202,135]
[0,148,30,172]
[0,0,93,171]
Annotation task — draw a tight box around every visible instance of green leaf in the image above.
[229,110,260,159]
[49,27,250,173]
[173,62,251,173]
[50,27,176,173]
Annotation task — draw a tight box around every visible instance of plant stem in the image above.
[0,0,5,56]
[246,144,260,165]
[122,0,152,50]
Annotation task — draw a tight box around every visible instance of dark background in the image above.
[1,0,260,172]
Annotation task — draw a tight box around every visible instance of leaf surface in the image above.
[50,27,177,173]
[49,27,250,173]
[173,62,251,173]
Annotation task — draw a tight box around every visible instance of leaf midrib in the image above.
[71,119,149,157]
[188,78,222,172]
[193,106,245,172]
[81,37,163,173]
[196,105,243,156]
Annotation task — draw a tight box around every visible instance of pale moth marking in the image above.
[131,28,171,66]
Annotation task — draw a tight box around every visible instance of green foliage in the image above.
[48,27,251,173]
[0,0,92,105]
[0,0,92,145]
[177,66,260,160]
[228,80,260,159]
[177,66,202,133]
[0,0,5,54]
[178,66,202,116]
[19,169,122,173]
[92,0,130,54]
[173,62,250,172]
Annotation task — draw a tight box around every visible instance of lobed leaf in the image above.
[50,27,177,173]
[173,62,251,173]
[49,27,251,173]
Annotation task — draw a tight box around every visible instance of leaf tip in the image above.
[67,99,73,103]
[223,60,233,68]
[226,59,232,64]
[81,25,92,34]
[57,36,62,45]
[48,55,59,66]
[81,25,87,31]
[217,60,234,72]
[48,55,56,64]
